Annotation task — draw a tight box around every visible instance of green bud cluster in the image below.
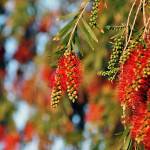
[89,0,100,28]
[108,36,124,70]
[98,36,124,80]
[105,25,126,32]
[98,68,119,80]
[119,39,142,65]
[51,79,62,108]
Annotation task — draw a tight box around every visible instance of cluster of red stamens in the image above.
[118,34,150,148]
[50,51,81,108]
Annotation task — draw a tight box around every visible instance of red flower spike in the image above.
[39,14,52,32]
[64,51,81,102]
[51,73,63,108]
[118,45,150,109]
[14,40,35,63]
[24,122,35,142]
[85,103,104,122]
[131,111,150,149]
[40,65,52,83]
[4,132,20,150]
[143,125,150,150]
[0,125,5,141]
[50,51,82,107]
[118,33,150,147]
[50,56,68,108]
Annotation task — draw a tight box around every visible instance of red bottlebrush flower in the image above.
[50,56,67,108]
[87,76,102,98]
[118,34,150,147]
[21,77,36,104]
[39,14,52,32]
[50,51,82,107]
[4,132,20,150]
[131,111,150,149]
[40,65,52,83]
[50,74,64,108]
[118,42,150,109]
[14,40,35,63]
[0,125,5,141]
[64,51,82,102]
[130,104,147,139]
[24,122,35,142]
[143,127,150,150]
[85,103,104,122]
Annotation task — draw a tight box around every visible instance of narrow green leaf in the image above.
[75,31,84,56]
[104,25,125,32]
[56,19,75,38]
[58,12,77,20]
[62,32,71,45]
[127,139,132,150]
[55,47,65,57]
[121,129,132,150]
[123,136,131,150]
[81,18,98,43]
[72,42,78,53]
[78,23,94,50]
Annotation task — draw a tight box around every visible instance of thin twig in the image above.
[124,0,143,51]
[125,0,137,44]
[143,0,146,27]
[143,17,150,37]
[67,1,89,49]
[61,101,71,120]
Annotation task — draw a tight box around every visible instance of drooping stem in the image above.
[124,0,143,51]
[61,102,71,120]
[67,1,89,49]
[142,0,146,27]
[143,17,150,36]
[125,0,137,44]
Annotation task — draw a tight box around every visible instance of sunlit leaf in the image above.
[81,18,98,43]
